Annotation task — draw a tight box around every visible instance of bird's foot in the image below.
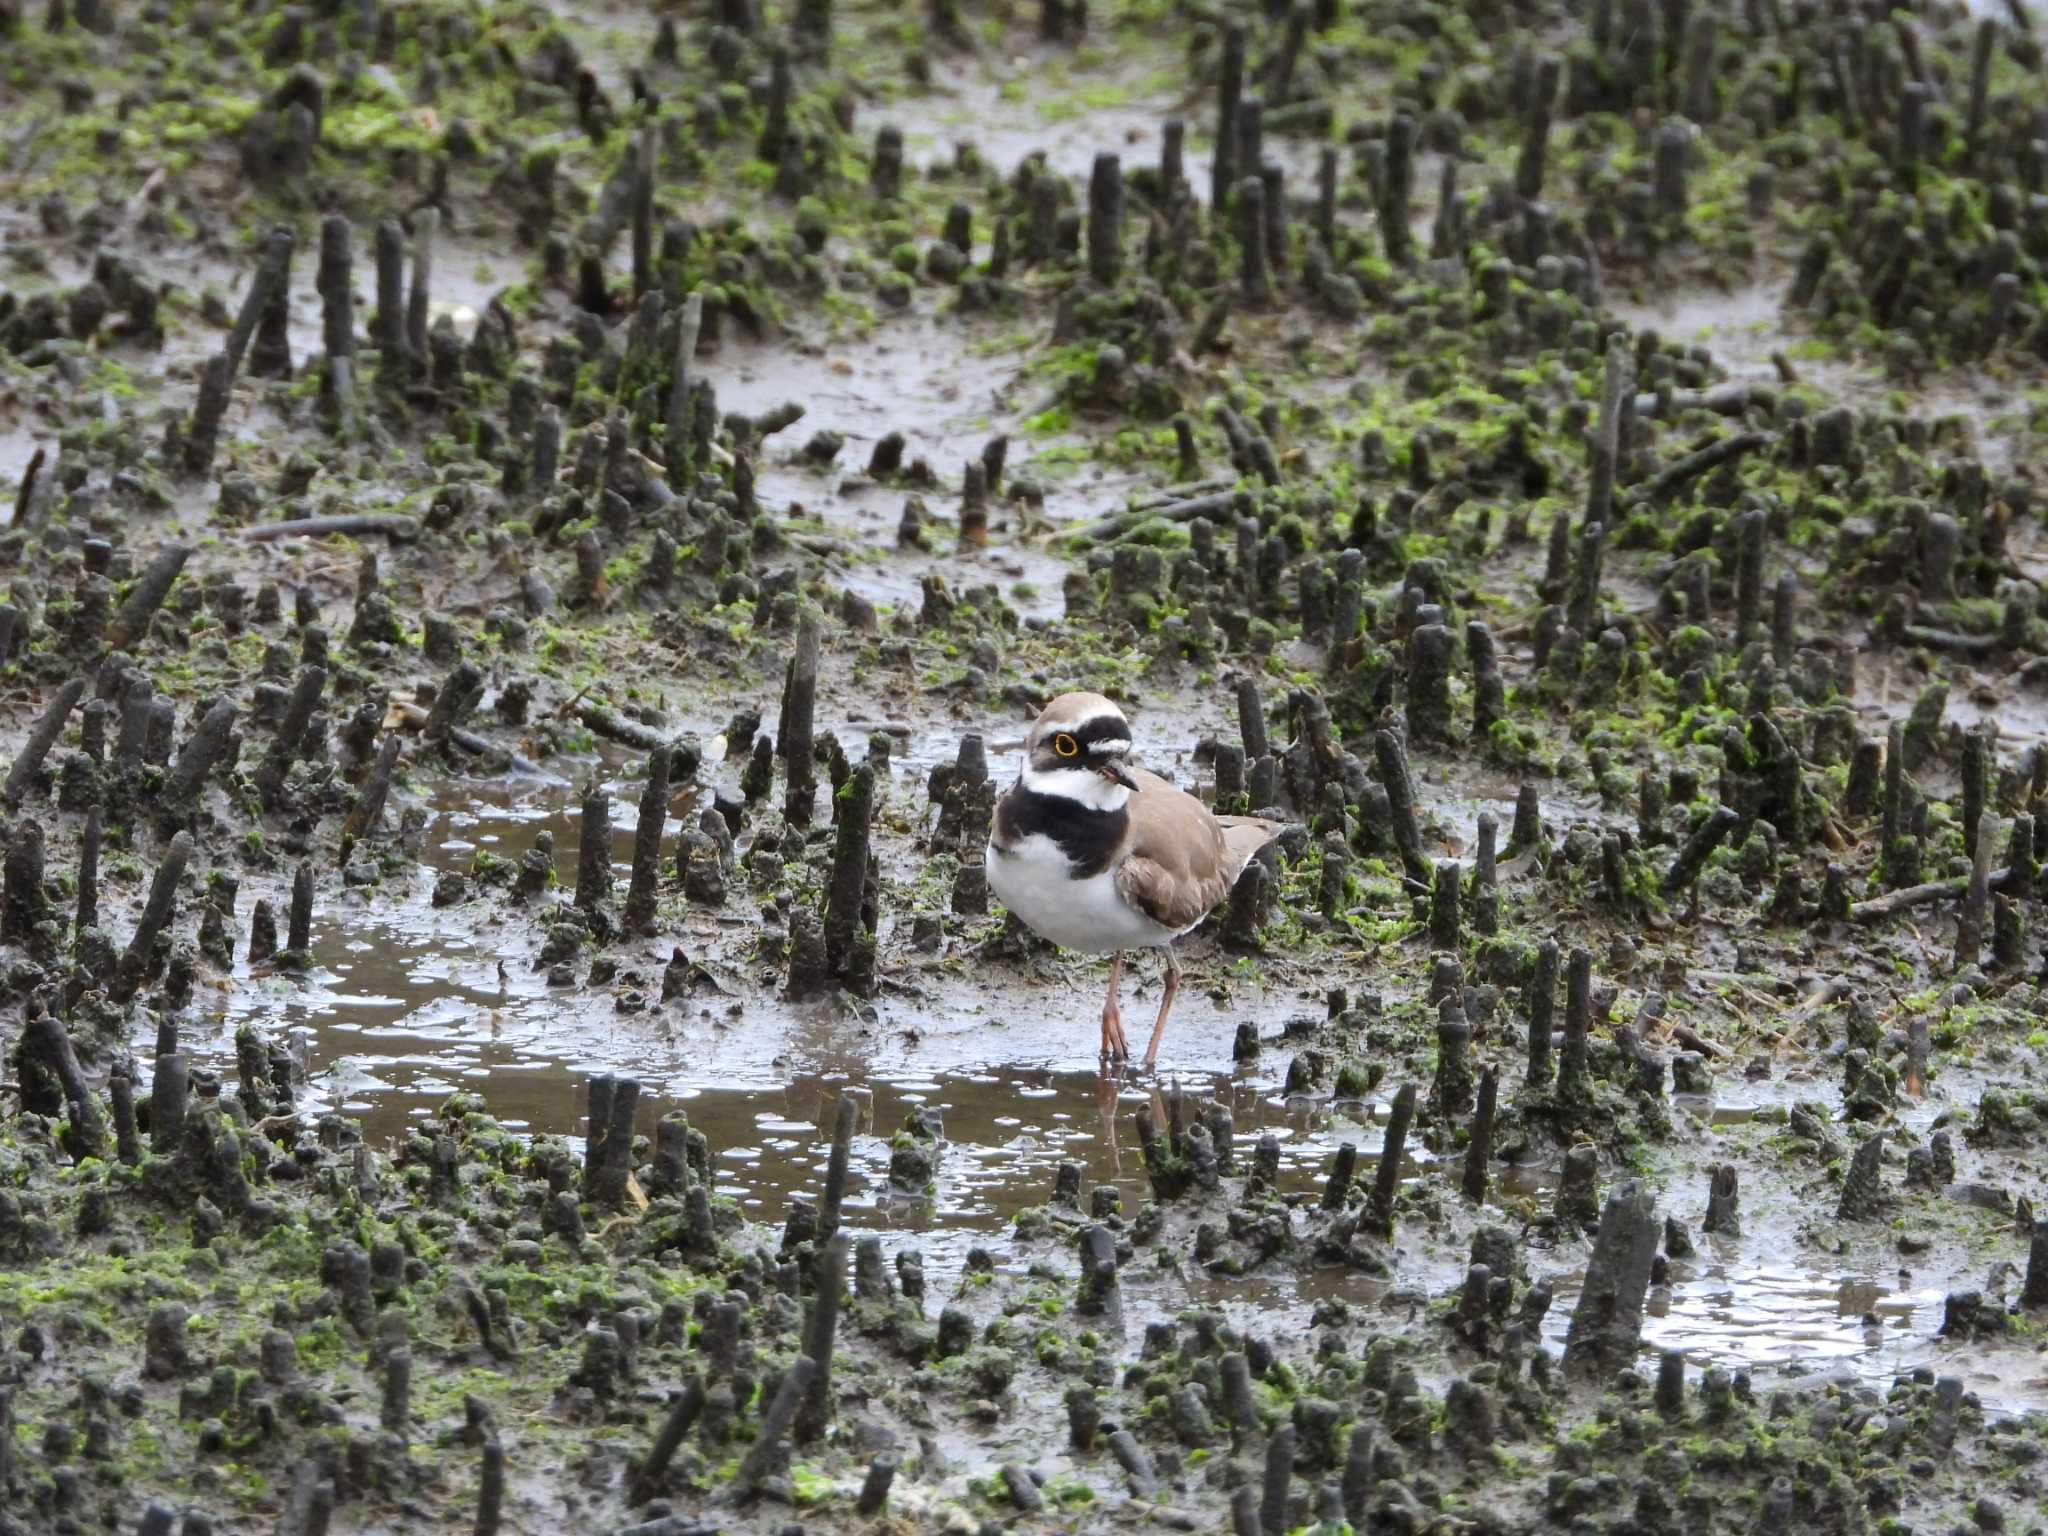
[1101,1007,1130,1064]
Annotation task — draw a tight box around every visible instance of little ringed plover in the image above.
[985,692,1284,1066]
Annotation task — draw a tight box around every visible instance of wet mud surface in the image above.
[4,0,2048,1532]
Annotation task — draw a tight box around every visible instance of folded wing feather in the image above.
[1114,770,1286,932]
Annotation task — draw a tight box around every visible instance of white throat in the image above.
[1021,762,1132,812]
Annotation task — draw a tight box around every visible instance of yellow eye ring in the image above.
[1053,734,1079,758]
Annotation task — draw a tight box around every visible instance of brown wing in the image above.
[1114,770,1282,931]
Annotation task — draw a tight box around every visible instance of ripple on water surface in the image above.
[178,766,2021,1411]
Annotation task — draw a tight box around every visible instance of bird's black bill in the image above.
[1097,761,1138,790]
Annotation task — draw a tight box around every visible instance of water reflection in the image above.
[167,761,2000,1409]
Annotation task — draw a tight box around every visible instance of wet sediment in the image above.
[3,0,2048,1532]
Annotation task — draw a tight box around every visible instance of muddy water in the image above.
[0,223,524,524]
[710,315,1080,622]
[166,752,2007,1404]
[1609,278,2032,475]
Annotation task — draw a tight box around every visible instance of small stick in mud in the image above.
[110,1073,140,1165]
[422,661,485,751]
[76,805,101,933]
[226,225,294,380]
[1373,728,1431,884]
[1561,1178,1659,1377]
[631,125,655,299]
[3,676,85,806]
[959,460,988,547]
[249,224,294,380]
[1587,337,1632,528]
[735,1355,816,1497]
[1217,1350,1259,1443]
[823,763,875,990]
[111,831,193,1003]
[1734,508,1766,648]
[341,732,402,854]
[665,291,704,480]
[528,402,563,493]
[381,1347,412,1437]
[1771,570,1798,668]
[780,614,821,826]
[161,698,237,816]
[1237,175,1269,303]
[317,214,354,383]
[184,352,233,476]
[1429,858,1461,950]
[1703,1163,1740,1236]
[1237,676,1270,764]
[240,513,421,543]
[1558,946,1593,1107]
[819,1094,857,1240]
[27,1012,109,1160]
[1567,519,1606,635]
[1259,162,1286,271]
[1407,622,1453,744]
[372,216,406,369]
[1655,1349,1686,1416]
[1321,1142,1357,1211]
[406,207,437,366]
[286,861,314,955]
[574,779,612,919]
[1469,622,1505,744]
[1336,1424,1378,1526]
[1555,1144,1600,1232]
[1259,1424,1295,1536]
[630,1374,706,1506]
[1514,54,1560,200]
[624,746,670,935]
[475,1434,505,1536]
[583,1075,640,1208]
[1212,22,1246,210]
[1077,1223,1122,1322]
[1462,1065,1499,1204]
[151,1053,189,1156]
[1526,937,1558,1089]
[1378,112,1416,268]
[1363,1082,1417,1238]
[1837,1129,1886,1221]
[2022,1219,2048,1310]
[1961,728,1990,861]
[1638,430,1768,505]
[109,544,193,652]
[1107,1429,1158,1497]
[1432,995,1474,1121]
[794,1232,850,1443]
[1662,805,1738,895]
[257,665,327,808]
[1956,811,1997,966]
[853,1454,897,1516]
[1088,152,1123,286]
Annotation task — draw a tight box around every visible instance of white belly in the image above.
[985,834,1180,953]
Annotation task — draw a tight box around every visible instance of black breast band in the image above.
[991,787,1127,878]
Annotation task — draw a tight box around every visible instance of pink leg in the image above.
[1101,951,1129,1062]
[1141,946,1181,1069]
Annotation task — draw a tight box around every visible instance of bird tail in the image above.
[1215,815,1285,881]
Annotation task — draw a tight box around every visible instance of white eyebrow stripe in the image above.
[1085,739,1128,753]
[1043,709,1129,734]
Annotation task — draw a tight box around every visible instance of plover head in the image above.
[1020,691,1138,808]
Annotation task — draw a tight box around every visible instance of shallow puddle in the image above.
[163,748,2017,1411]
[1610,279,2030,474]
[1641,1261,1941,1375]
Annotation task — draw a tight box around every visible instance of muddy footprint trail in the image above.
[4,0,2048,1530]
